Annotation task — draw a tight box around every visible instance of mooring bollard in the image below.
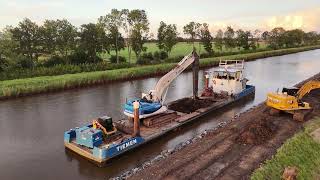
[205,74,209,89]
[133,101,140,137]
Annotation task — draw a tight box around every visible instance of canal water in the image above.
[0,50,319,180]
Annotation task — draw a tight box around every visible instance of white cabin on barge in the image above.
[207,60,248,96]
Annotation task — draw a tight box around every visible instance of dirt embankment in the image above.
[128,73,320,180]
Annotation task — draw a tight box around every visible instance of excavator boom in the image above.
[297,80,320,100]
[124,51,199,119]
[145,51,199,102]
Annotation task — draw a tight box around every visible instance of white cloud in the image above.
[263,7,320,31]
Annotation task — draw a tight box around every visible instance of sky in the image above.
[0,0,320,34]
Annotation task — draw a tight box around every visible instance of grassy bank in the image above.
[1,45,320,99]
[251,117,320,180]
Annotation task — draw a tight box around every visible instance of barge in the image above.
[64,53,255,166]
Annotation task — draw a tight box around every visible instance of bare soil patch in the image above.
[236,118,277,145]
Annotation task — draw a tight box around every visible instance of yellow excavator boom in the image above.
[297,80,320,100]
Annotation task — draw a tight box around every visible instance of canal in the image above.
[0,49,319,179]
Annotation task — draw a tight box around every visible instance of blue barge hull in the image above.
[64,85,255,165]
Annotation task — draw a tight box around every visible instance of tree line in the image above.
[1,8,320,72]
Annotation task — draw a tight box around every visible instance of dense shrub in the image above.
[199,53,211,58]
[43,56,66,67]
[136,58,149,65]
[16,55,34,69]
[68,51,88,64]
[0,62,133,81]
[137,52,154,65]
[68,51,103,64]
[165,55,185,63]
[110,55,127,63]
[142,52,154,60]
[153,51,160,60]
[0,57,9,72]
[159,51,168,60]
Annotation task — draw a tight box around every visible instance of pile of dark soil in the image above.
[168,98,214,113]
[236,118,277,145]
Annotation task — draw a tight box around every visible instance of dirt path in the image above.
[128,73,320,180]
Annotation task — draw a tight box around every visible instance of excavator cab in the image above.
[282,87,299,96]
[93,116,117,136]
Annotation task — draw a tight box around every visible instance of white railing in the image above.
[219,60,244,69]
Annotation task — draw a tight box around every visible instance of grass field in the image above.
[100,42,268,62]
[251,117,320,180]
[0,45,319,99]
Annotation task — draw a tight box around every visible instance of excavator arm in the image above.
[296,80,320,100]
[143,51,199,102]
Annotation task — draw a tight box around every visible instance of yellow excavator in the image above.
[266,80,320,121]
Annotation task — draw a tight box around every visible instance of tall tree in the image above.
[268,27,286,49]
[79,23,106,63]
[253,29,261,49]
[0,26,18,71]
[261,31,269,41]
[183,22,201,49]
[41,20,58,55]
[157,21,166,50]
[120,9,132,62]
[214,29,224,51]
[235,29,251,50]
[224,26,236,50]
[127,9,149,59]
[106,25,125,59]
[304,31,319,45]
[199,23,213,54]
[99,9,126,63]
[11,18,42,60]
[283,29,304,47]
[56,19,77,60]
[0,26,18,60]
[157,21,178,55]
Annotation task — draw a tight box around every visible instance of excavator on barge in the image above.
[124,51,200,119]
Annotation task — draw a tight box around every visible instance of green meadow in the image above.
[100,42,268,62]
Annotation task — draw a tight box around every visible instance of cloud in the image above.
[263,7,320,31]
[0,0,67,27]
[205,7,320,33]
